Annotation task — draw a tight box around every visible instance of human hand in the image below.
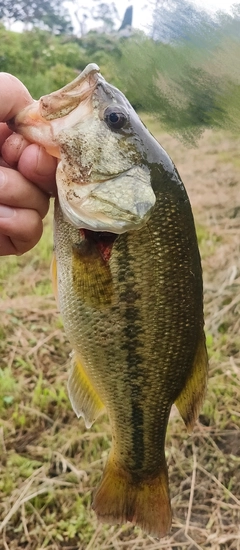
[0,73,57,255]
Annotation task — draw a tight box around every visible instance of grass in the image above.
[0,126,240,549]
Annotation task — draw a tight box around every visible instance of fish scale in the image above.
[53,176,201,475]
[11,63,208,539]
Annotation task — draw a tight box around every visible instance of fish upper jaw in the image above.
[8,63,100,157]
[40,63,100,121]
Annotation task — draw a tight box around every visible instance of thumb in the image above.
[0,73,33,122]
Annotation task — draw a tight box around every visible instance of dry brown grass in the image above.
[0,127,239,549]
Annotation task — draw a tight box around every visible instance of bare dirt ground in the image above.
[0,127,239,550]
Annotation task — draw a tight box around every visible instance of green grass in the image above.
[0,129,240,549]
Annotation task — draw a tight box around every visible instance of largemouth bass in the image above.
[11,64,208,538]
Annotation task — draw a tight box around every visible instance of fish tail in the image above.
[92,454,172,539]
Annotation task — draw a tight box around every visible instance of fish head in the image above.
[11,63,156,233]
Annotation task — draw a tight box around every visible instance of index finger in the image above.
[0,122,12,149]
[0,73,33,122]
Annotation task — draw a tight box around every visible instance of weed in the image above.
[0,129,239,549]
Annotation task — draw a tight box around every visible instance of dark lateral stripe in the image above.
[117,236,146,474]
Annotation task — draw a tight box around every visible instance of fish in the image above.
[10,63,208,539]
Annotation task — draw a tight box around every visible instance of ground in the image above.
[0,123,239,550]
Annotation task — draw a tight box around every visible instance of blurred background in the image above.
[0,0,240,139]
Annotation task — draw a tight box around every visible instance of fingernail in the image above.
[0,204,15,217]
[36,147,57,176]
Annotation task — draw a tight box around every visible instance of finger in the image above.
[2,131,57,195]
[0,167,50,219]
[0,73,33,121]
[1,133,29,167]
[17,144,57,196]
[0,122,12,149]
[0,159,11,168]
[0,207,44,256]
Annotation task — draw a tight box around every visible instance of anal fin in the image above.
[175,330,208,432]
[68,352,105,428]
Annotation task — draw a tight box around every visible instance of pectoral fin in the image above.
[68,352,105,428]
[175,330,208,432]
[72,240,113,308]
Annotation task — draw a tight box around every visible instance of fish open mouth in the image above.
[80,229,118,263]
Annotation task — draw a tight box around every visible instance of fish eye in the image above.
[104,106,128,130]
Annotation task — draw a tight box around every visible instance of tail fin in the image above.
[92,456,172,539]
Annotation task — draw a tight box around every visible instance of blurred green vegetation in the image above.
[0,13,240,141]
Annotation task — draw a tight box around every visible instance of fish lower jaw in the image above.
[59,194,146,234]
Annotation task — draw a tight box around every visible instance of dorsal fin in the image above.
[175,330,208,432]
